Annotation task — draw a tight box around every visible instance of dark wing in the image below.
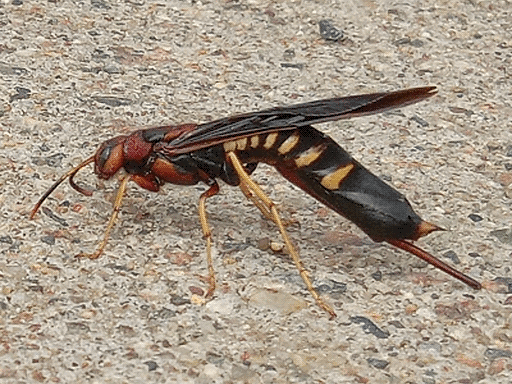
[165,86,437,155]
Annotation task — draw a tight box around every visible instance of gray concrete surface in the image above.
[1,0,511,383]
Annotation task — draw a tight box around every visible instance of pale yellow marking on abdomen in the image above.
[294,145,324,168]
[236,137,248,150]
[277,133,300,155]
[320,163,355,190]
[250,135,260,148]
[223,141,236,152]
[263,132,279,149]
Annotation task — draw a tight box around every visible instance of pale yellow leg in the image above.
[239,179,296,228]
[239,180,275,223]
[198,183,220,298]
[76,174,132,260]
[226,152,336,318]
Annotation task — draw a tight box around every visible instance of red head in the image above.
[93,135,128,179]
[94,130,157,179]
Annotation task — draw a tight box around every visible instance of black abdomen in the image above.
[220,127,423,241]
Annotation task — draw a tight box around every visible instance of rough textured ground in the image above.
[1,0,511,383]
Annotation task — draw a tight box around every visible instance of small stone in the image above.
[350,316,390,339]
[490,228,512,245]
[144,360,158,371]
[269,241,285,253]
[0,236,13,244]
[10,86,30,102]
[468,214,483,222]
[411,115,429,127]
[318,20,344,42]
[367,357,389,369]
[41,236,55,245]
[257,237,270,251]
[484,348,512,360]
[443,250,460,264]
[189,286,205,296]
[316,280,347,294]
[170,295,190,306]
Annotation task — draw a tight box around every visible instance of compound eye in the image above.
[97,145,112,170]
[95,140,125,179]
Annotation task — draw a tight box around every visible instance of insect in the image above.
[31,86,481,318]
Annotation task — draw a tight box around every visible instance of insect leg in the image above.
[198,180,220,298]
[76,174,132,260]
[238,180,275,223]
[226,152,336,318]
[239,179,297,228]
